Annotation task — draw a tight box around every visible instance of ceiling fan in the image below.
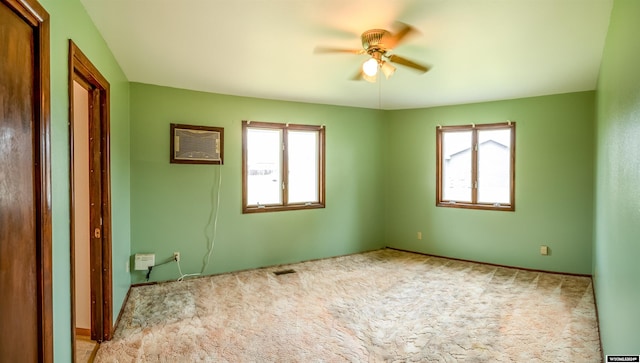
[315,22,431,83]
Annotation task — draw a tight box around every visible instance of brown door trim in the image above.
[68,40,113,349]
[0,0,52,361]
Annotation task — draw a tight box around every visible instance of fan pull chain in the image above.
[378,76,382,109]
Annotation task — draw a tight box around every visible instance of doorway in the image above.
[69,40,113,361]
[72,79,98,361]
[0,0,52,362]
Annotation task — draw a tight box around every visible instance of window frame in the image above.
[242,120,325,214]
[436,122,516,211]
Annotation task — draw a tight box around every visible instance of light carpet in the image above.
[95,249,601,362]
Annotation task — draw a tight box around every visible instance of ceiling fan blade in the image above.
[314,46,365,55]
[363,73,377,83]
[387,54,430,73]
[385,22,417,49]
[351,70,364,81]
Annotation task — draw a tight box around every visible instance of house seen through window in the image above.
[436,122,515,211]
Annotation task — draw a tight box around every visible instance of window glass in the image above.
[246,128,282,205]
[288,130,319,203]
[442,131,473,202]
[477,129,511,204]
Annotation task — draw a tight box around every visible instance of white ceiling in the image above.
[80,0,613,110]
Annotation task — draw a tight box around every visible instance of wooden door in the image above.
[0,0,52,362]
[88,86,105,341]
[69,41,113,346]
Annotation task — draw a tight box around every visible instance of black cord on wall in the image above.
[146,256,178,281]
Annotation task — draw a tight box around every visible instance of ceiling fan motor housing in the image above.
[361,29,391,51]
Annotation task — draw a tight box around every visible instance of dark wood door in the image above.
[88,87,105,341]
[0,0,52,361]
[69,40,113,345]
[0,4,38,360]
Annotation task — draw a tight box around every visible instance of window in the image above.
[436,122,515,211]
[242,121,325,213]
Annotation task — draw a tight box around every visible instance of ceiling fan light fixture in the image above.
[362,72,377,83]
[362,58,379,77]
[380,61,396,79]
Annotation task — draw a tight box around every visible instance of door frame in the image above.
[0,0,52,361]
[68,40,113,350]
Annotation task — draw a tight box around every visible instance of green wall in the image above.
[594,0,640,355]
[39,0,131,361]
[385,92,595,274]
[129,83,386,283]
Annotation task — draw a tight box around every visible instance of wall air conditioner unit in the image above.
[170,123,224,164]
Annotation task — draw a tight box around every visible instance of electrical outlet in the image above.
[173,252,180,262]
[540,245,549,256]
[417,232,422,240]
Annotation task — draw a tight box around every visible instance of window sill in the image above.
[243,202,325,214]
[436,202,514,212]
